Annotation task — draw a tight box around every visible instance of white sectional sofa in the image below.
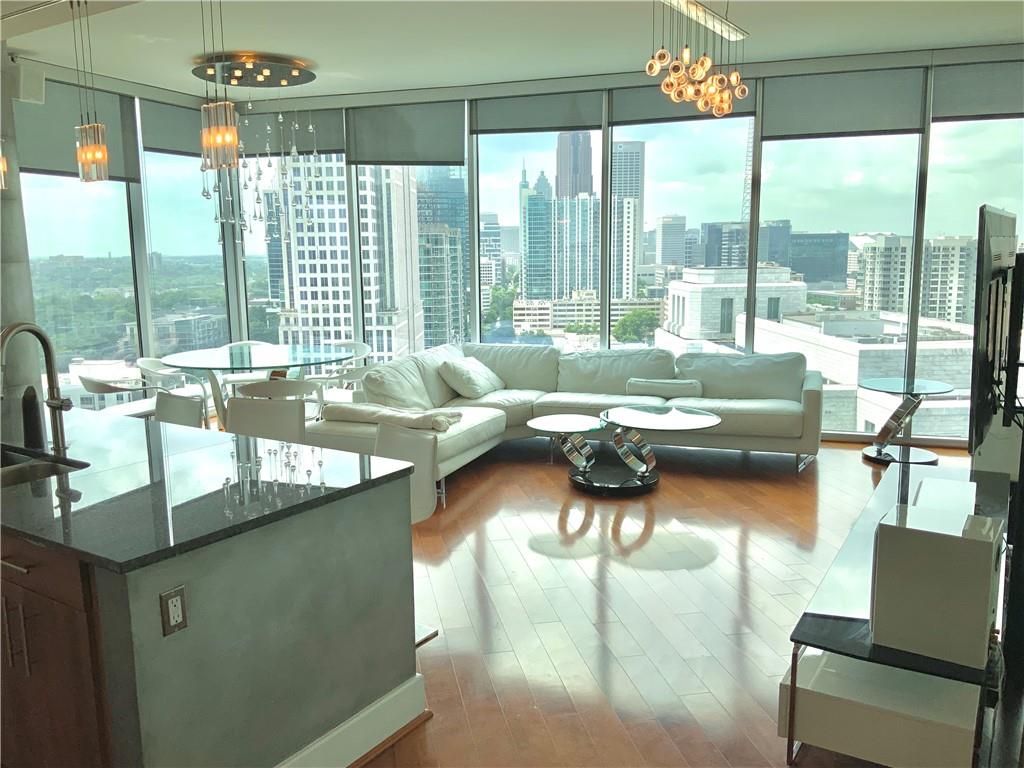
[305,343,823,487]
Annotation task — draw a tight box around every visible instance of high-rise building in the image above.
[264,190,285,302]
[552,194,601,299]
[757,219,792,266]
[656,215,688,265]
[789,231,850,284]
[921,236,977,324]
[418,224,465,348]
[479,211,502,264]
[555,132,594,198]
[416,166,468,266]
[858,234,913,312]
[521,170,553,300]
[611,141,645,299]
[275,156,423,362]
[702,221,749,267]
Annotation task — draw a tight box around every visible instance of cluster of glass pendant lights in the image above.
[644,0,749,117]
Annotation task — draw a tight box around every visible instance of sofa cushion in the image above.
[534,392,666,418]
[362,355,433,410]
[665,397,804,438]
[674,352,807,402]
[461,343,561,391]
[558,348,675,395]
[626,378,702,398]
[434,407,507,463]
[445,389,545,427]
[410,344,465,407]
[439,357,505,399]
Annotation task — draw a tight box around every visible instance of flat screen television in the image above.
[968,205,1019,454]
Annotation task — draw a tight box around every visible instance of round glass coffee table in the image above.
[859,378,953,465]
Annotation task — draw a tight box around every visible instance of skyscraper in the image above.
[521,170,553,300]
[555,132,594,198]
[789,232,850,283]
[655,215,688,266]
[264,190,285,301]
[921,236,977,324]
[479,212,502,264]
[552,193,600,299]
[757,219,792,266]
[858,234,913,312]
[417,166,469,343]
[702,221,749,267]
[418,224,465,347]
[611,141,645,300]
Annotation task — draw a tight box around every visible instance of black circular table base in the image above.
[569,465,660,497]
[862,445,939,466]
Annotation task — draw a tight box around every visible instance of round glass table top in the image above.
[161,344,355,372]
[526,414,607,434]
[859,377,954,396]
[600,405,721,432]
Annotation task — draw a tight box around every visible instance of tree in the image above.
[612,309,660,344]
[564,322,598,334]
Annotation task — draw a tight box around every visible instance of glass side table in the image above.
[859,377,954,466]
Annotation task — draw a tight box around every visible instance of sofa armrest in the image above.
[801,370,824,442]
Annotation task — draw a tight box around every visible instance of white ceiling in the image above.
[3,0,1023,101]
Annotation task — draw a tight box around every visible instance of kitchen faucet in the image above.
[0,322,73,457]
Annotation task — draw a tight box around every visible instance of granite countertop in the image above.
[1,408,412,573]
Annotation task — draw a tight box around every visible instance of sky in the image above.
[18,117,1024,260]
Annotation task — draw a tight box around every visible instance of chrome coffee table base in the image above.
[862,444,939,466]
[560,426,659,497]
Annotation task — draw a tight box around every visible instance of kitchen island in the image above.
[1,408,422,768]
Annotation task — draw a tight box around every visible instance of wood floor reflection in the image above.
[366,440,1017,767]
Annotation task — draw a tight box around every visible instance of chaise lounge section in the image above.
[305,343,823,490]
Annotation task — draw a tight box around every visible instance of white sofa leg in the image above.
[436,477,447,508]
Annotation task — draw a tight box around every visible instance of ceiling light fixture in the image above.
[68,0,108,182]
[192,53,315,90]
[644,0,748,118]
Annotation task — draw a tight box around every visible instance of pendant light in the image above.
[199,0,239,171]
[643,0,748,118]
[69,0,108,182]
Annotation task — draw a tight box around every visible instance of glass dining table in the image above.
[160,344,355,374]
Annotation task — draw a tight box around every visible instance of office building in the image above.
[555,131,593,197]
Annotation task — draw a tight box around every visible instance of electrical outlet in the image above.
[159,585,188,636]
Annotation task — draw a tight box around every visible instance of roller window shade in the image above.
[13,81,133,180]
[346,101,465,165]
[762,68,925,139]
[139,100,201,154]
[932,61,1024,119]
[472,91,603,133]
[239,108,345,157]
[609,82,756,125]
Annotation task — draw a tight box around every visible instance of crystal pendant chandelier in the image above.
[69,0,108,182]
[198,0,239,171]
[644,0,748,118]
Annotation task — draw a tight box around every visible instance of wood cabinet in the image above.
[1,535,106,767]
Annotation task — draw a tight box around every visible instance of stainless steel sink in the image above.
[0,444,89,488]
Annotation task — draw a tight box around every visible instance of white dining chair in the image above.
[224,397,306,443]
[236,379,324,421]
[154,391,207,429]
[305,342,373,403]
[219,341,274,388]
[78,375,208,428]
[373,423,439,524]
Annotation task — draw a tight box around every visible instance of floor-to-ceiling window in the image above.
[141,151,229,355]
[21,173,140,407]
[609,117,753,352]
[911,117,1024,438]
[477,129,602,350]
[753,134,921,433]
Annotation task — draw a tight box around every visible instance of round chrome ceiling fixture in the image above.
[192,52,316,89]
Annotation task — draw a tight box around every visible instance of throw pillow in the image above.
[626,378,703,398]
[439,357,505,399]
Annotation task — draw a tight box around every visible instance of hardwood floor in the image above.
[368,439,1021,767]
